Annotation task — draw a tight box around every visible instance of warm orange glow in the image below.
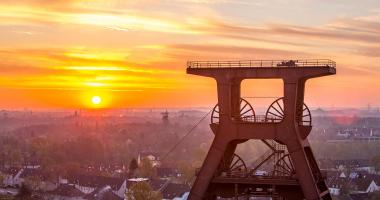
[0,1,378,109]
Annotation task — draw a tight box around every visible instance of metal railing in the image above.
[235,115,282,123]
[218,171,297,179]
[187,59,336,68]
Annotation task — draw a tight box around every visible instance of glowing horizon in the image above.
[0,0,379,109]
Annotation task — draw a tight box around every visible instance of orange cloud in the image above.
[0,1,380,108]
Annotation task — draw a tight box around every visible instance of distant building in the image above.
[337,131,351,138]
[1,167,23,187]
[325,175,346,196]
[157,167,181,178]
[334,159,374,173]
[351,177,378,193]
[18,168,57,191]
[324,168,380,196]
[67,174,126,198]
[84,186,123,200]
[48,184,84,200]
[138,151,161,167]
[162,183,190,200]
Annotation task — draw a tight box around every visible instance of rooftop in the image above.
[50,184,84,197]
[84,186,123,200]
[1,167,21,177]
[68,174,125,190]
[161,183,190,199]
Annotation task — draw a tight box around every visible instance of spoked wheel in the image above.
[211,104,220,124]
[211,98,255,124]
[265,97,285,123]
[239,98,256,122]
[265,97,312,126]
[298,103,312,126]
[273,154,295,177]
[221,154,247,177]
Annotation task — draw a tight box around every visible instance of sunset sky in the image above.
[1,0,380,109]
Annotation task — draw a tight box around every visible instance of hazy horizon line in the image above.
[1,106,379,112]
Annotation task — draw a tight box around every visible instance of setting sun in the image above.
[91,96,101,105]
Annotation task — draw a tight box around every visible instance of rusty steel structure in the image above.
[186,59,336,200]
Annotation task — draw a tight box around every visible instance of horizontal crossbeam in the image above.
[188,59,336,68]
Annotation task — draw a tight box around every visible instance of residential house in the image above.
[334,159,375,173]
[162,183,190,200]
[23,156,41,169]
[83,186,123,200]
[157,167,181,178]
[48,184,84,200]
[1,167,22,187]
[138,151,161,167]
[351,177,379,193]
[19,168,58,191]
[326,176,346,196]
[68,174,126,198]
[324,170,379,196]
[323,170,346,178]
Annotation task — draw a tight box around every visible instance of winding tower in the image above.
[187,60,336,200]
